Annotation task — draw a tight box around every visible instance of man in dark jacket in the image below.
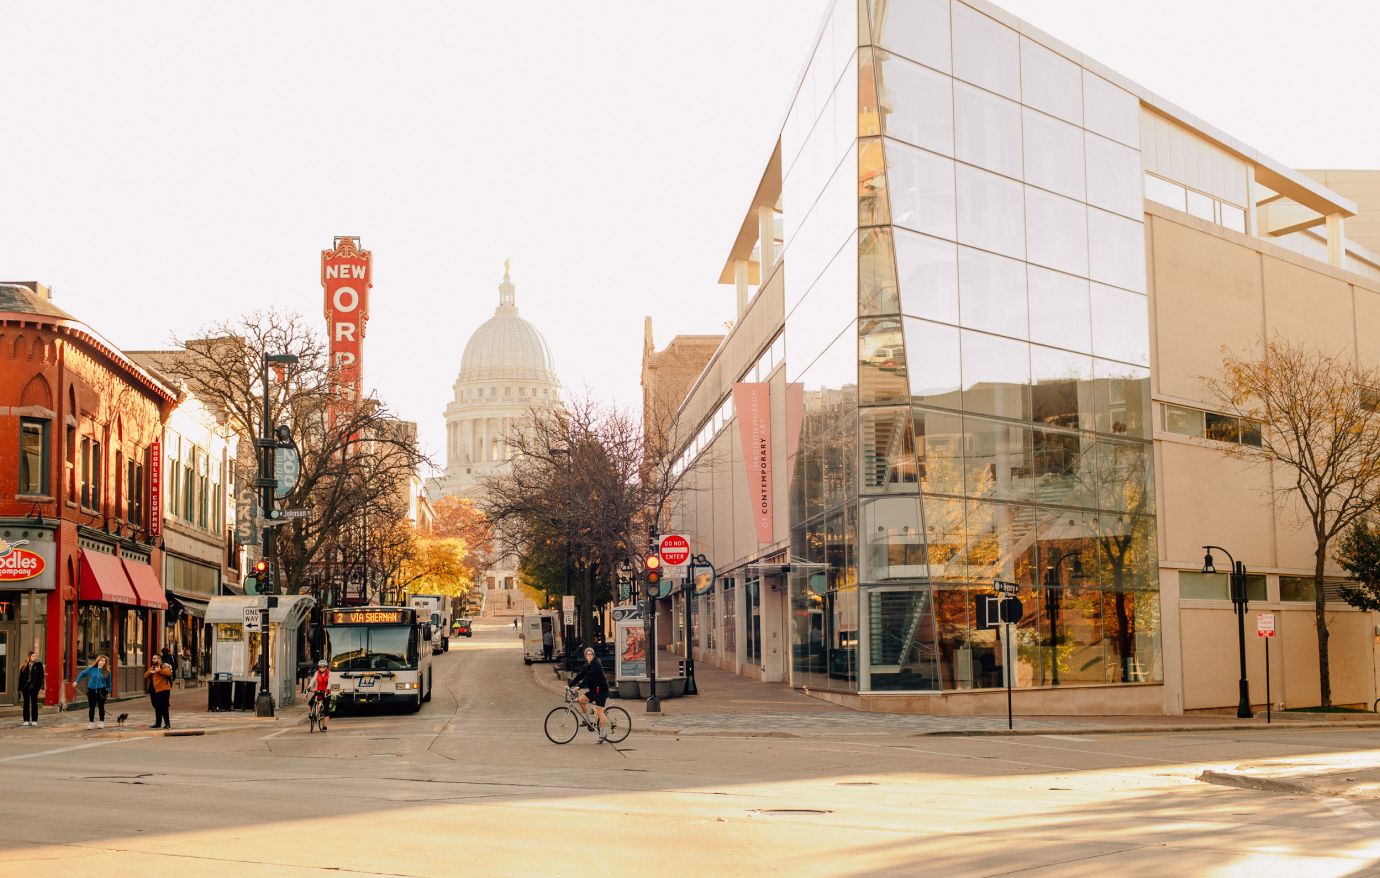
[567,647,609,742]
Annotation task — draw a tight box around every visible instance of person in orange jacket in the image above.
[144,656,174,730]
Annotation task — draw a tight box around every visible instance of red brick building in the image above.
[0,283,175,706]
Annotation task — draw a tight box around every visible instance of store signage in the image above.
[1256,612,1276,638]
[0,540,44,582]
[235,487,260,546]
[149,439,162,537]
[330,608,406,625]
[658,534,691,567]
[321,236,372,404]
[732,383,774,544]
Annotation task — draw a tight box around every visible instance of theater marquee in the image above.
[321,236,372,403]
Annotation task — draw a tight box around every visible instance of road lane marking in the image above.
[259,728,294,740]
[0,737,134,763]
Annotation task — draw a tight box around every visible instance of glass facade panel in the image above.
[862,496,925,582]
[960,330,1030,420]
[1082,70,1140,148]
[859,227,900,315]
[1219,203,1247,233]
[859,137,890,227]
[787,236,858,382]
[953,81,1022,180]
[1180,572,1266,602]
[902,318,962,409]
[1023,108,1085,201]
[869,0,951,73]
[1087,208,1146,293]
[861,407,917,493]
[895,229,958,322]
[1025,186,1089,277]
[1090,284,1150,365]
[950,2,1020,99]
[914,406,965,496]
[961,415,1033,503]
[922,495,966,581]
[1101,589,1159,683]
[1093,360,1151,438]
[873,48,953,155]
[859,317,909,404]
[956,163,1024,259]
[883,139,956,240]
[1030,345,1094,431]
[957,246,1026,339]
[1144,173,1187,211]
[867,587,940,690]
[1019,36,1081,125]
[1084,132,1143,220]
[1027,266,1092,353]
[1186,189,1215,221]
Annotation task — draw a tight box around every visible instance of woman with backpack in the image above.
[74,655,111,730]
[18,650,43,727]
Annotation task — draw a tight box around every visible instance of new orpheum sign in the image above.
[0,539,45,583]
[321,236,372,402]
[732,383,773,544]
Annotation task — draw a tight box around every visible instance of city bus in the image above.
[323,606,434,712]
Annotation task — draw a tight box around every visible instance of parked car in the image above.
[455,618,473,637]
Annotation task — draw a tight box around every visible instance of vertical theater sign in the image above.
[321,236,372,404]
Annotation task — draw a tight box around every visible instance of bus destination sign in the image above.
[330,608,408,625]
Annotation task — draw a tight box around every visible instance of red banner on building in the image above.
[149,439,162,537]
[732,383,774,545]
[321,236,372,403]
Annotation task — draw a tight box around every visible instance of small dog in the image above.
[116,713,129,729]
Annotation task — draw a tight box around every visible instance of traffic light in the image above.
[644,554,661,586]
[253,559,268,576]
[251,558,270,595]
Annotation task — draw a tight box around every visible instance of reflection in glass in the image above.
[859,318,908,404]
[896,229,958,322]
[950,1,1020,99]
[1102,589,1160,683]
[958,246,1027,339]
[859,137,890,227]
[1090,438,1153,515]
[962,415,1034,504]
[861,408,917,493]
[867,587,940,690]
[873,48,953,155]
[922,496,966,580]
[1023,108,1085,201]
[1025,186,1089,277]
[786,238,857,382]
[902,319,962,410]
[934,587,971,688]
[964,500,1037,585]
[859,227,899,315]
[1030,345,1094,431]
[1027,266,1091,353]
[1032,428,1094,509]
[1093,359,1151,438]
[960,330,1030,420]
[869,0,951,73]
[1090,284,1149,365]
[1019,36,1082,125]
[862,496,924,582]
[956,163,1025,258]
[884,139,956,240]
[953,81,1022,180]
[1088,208,1146,293]
[914,406,964,496]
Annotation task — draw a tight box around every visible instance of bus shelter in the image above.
[205,595,314,709]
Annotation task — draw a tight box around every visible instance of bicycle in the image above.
[544,687,630,744]
[308,692,330,733]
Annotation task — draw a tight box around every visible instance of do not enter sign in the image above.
[658,534,691,567]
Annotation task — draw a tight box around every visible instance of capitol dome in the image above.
[458,265,557,383]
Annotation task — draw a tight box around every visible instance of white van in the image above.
[521,612,562,665]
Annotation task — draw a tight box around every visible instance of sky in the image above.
[3,1,1378,472]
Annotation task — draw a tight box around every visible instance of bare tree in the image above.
[1209,338,1380,707]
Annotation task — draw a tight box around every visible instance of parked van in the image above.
[521,612,562,665]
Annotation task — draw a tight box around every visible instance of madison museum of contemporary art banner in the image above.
[733,382,773,545]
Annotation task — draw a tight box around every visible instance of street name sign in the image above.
[658,534,691,567]
[1257,612,1276,637]
[271,509,311,520]
[993,579,1020,596]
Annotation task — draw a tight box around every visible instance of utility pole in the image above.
[255,352,297,718]
[645,524,661,713]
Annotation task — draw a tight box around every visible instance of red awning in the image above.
[78,550,138,606]
[122,558,168,610]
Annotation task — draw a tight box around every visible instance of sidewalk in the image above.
[534,653,1380,738]
[0,682,306,738]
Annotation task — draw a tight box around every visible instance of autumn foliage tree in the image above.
[1209,338,1380,707]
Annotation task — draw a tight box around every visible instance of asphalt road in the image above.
[3,620,1379,877]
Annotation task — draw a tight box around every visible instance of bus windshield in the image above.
[326,625,413,671]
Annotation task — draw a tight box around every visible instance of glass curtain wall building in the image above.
[785,0,1160,696]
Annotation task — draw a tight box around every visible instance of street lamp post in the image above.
[1202,545,1254,719]
[255,352,298,718]
[682,553,709,696]
[551,446,575,670]
[1043,550,1083,687]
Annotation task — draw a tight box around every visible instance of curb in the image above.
[618,719,1380,740]
[1198,769,1317,796]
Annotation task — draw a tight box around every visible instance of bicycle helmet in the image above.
[317,659,328,668]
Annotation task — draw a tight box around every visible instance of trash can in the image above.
[207,673,233,712]
[232,680,257,711]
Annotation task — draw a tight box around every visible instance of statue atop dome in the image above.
[498,260,516,309]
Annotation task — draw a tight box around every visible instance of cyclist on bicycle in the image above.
[567,647,609,742]
[310,659,332,732]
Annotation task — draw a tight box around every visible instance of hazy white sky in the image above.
[3,1,1376,469]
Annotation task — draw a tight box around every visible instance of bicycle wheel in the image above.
[603,706,631,743]
[544,707,579,744]
[308,704,319,733]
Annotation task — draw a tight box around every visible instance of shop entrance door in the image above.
[0,625,14,703]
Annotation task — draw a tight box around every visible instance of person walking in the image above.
[145,655,174,729]
[18,650,43,727]
[74,656,111,730]
[542,627,554,663]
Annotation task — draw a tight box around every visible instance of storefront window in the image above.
[19,418,49,496]
[722,580,736,657]
[76,605,113,668]
[745,577,762,666]
[122,609,146,667]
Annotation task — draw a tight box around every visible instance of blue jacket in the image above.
[75,665,110,691]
